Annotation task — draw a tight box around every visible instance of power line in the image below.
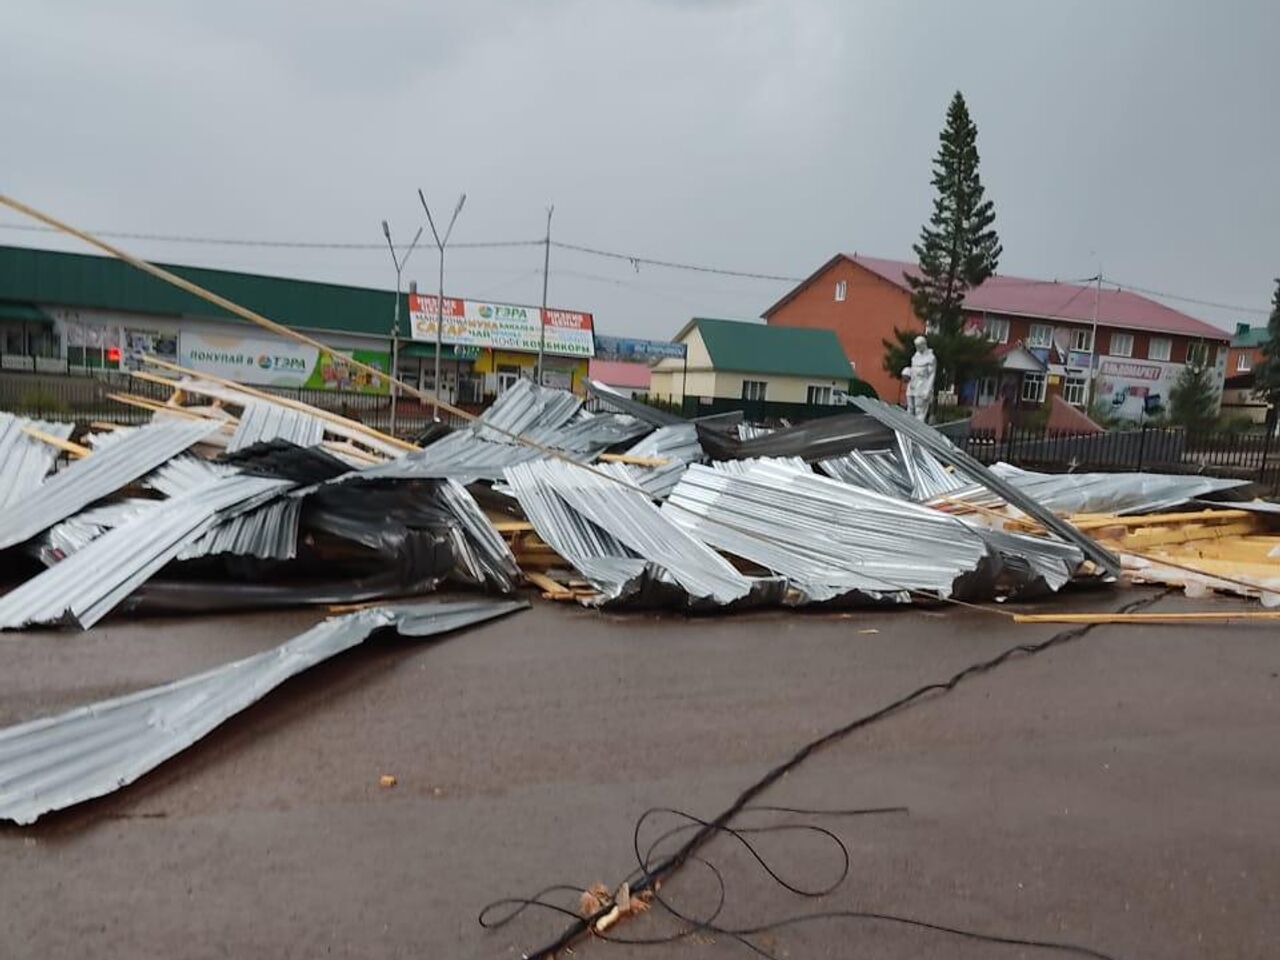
[550,239,804,282]
[1102,275,1269,316]
[0,221,541,251]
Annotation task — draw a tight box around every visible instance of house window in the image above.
[806,384,833,405]
[1187,342,1209,367]
[1109,332,1134,357]
[1237,353,1253,373]
[977,376,998,406]
[1070,328,1094,352]
[984,316,1010,344]
[741,379,767,401]
[1027,323,1053,348]
[1148,337,1172,362]
[1061,376,1088,406]
[834,280,847,302]
[1021,371,1047,404]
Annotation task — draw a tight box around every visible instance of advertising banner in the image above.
[178,332,389,394]
[594,334,687,363]
[408,294,594,357]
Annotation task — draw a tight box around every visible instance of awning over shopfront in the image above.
[0,301,51,324]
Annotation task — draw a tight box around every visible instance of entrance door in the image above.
[497,368,521,394]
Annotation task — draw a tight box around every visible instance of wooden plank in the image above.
[599,453,671,467]
[493,520,536,533]
[137,358,417,453]
[1071,509,1254,531]
[1013,611,1280,624]
[523,570,573,597]
[21,425,90,459]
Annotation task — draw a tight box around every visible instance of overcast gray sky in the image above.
[2,0,1276,339]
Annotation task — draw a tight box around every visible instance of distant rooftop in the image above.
[674,317,854,379]
[767,253,1231,341]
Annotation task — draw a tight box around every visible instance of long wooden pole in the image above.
[0,192,651,491]
[1013,611,1280,624]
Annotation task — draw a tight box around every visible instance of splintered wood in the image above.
[496,523,601,603]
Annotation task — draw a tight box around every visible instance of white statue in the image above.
[901,335,936,422]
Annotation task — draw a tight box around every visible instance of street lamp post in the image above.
[418,189,466,421]
[381,220,423,436]
[536,205,553,386]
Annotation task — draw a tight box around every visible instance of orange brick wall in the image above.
[765,258,918,401]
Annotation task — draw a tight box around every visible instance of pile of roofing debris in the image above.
[1,374,1277,822]
[3,373,1278,627]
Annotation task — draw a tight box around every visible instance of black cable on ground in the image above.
[484,588,1171,959]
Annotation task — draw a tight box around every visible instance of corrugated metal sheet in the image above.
[851,398,1121,577]
[0,419,223,551]
[506,460,757,606]
[0,413,74,509]
[178,495,301,561]
[227,400,326,453]
[939,463,1250,516]
[0,598,528,824]
[620,423,701,499]
[0,474,292,630]
[664,460,990,603]
[474,377,581,442]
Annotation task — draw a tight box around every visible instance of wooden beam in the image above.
[1013,611,1280,624]
[21,425,90,459]
[598,453,671,467]
[523,570,573,598]
[1071,509,1254,531]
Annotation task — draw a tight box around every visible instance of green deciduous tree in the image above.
[1252,278,1280,415]
[883,91,1003,398]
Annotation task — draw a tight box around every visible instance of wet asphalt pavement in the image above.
[0,585,1277,959]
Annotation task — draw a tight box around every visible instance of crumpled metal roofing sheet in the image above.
[0,413,74,510]
[664,460,994,602]
[851,398,1120,577]
[506,459,760,606]
[0,598,527,824]
[178,494,301,561]
[227,400,327,453]
[474,377,581,442]
[939,463,1250,516]
[0,419,222,552]
[585,378,686,426]
[620,423,702,499]
[0,474,292,630]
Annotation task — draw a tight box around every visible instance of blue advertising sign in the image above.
[594,334,687,363]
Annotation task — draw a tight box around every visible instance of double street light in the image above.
[380,219,423,435]
[418,189,466,420]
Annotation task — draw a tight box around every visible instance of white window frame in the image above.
[1027,323,1053,348]
[1061,376,1087,406]
[1148,337,1172,362]
[1109,332,1133,357]
[1021,371,1047,404]
[1237,353,1253,373]
[741,379,767,401]
[806,384,833,405]
[1070,328,1094,353]
[984,316,1010,344]
[834,280,847,302]
[977,376,998,406]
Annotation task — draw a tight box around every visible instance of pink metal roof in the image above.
[588,359,651,389]
[845,255,1229,341]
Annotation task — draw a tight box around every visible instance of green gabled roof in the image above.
[1231,325,1269,348]
[682,317,853,379]
[0,244,406,338]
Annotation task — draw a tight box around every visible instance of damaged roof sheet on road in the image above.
[0,413,74,510]
[0,599,528,825]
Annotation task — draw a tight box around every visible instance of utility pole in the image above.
[1085,270,1102,410]
[381,220,422,436]
[537,205,554,387]
[418,189,466,420]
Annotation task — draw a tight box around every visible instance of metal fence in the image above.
[962,425,1280,493]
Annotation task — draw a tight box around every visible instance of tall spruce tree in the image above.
[1253,278,1280,417]
[1169,348,1218,430]
[884,91,1003,402]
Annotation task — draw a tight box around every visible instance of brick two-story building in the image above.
[764,254,1231,420]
